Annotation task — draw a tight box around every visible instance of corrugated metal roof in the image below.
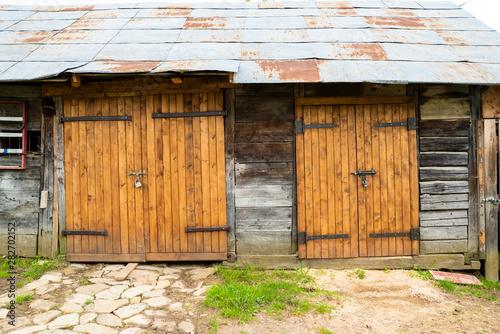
[0,1,499,84]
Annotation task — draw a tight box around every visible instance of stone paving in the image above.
[0,263,216,334]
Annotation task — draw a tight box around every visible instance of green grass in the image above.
[0,256,63,288]
[80,276,92,285]
[204,264,341,323]
[4,294,34,309]
[318,326,335,334]
[354,268,366,279]
[208,315,220,334]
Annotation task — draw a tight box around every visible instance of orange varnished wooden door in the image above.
[296,97,419,259]
[62,92,227,262]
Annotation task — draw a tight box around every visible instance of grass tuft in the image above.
[0,256,63,288]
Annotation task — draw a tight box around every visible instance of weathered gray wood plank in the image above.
[420,218,468,227]
[420,152,468,166]
[235,143,294,163]
[420,240,468,254]
[235,121,293,143]
[235,96,293,123]
[236,231,291,255]
[420,137,469,152]
[0,212,39,235]
[419,120,470,137]
[225,89,236,254]
[420,209,468,221]
[419,181,469,194]
[420,226,468,240]
[0,190,40,211]
[236,207,292,232]
[420,193,469,211]
[235,185,293,207]
[420,98,470,120]
[468,86,480,260]
[419,167,468,181]
[236,162,293,185]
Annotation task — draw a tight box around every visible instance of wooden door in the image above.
[296,97,419,259]
[62,92,227,262]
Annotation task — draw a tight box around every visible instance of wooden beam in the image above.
[67,253,146,262]
[481,86,500,118]
[114,263,138,281]
[55,97,66,256]
[145,252,228,261]
[70,74,82,88]
[468,86,480,261]
[224,89,236,254]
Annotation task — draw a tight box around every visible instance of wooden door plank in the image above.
[86,98,97,254]
[325,106,336,259]
[370,104,382,257]
[184,93,196,253]
[363,104,375,257]
[109,98,121,254]
[378,104,389,257]
[340,105,350,258]
[356,104,367,257]
[192,93,204,253]
[318,106,329,258]
[347,104,358,257]
[133,97,144,254]
[146,95,158,254]
[408,100,419,255]
[296,102,306,259]
[154,95,165,253]
[101,98,112,254]
[125,97,137,254]
[385,104,396,256]
[393,104,404,256]
[208,93,219,253]
[400,103,412,256]
[200,93,211,252]
[161,95,173,253]
[333,106,343,258]
[64,99,75,254]
[177,94,188,253]
[304,106,314,258]
[216,92,227,253]
[117,97,129,254]
[141,96,150,254]
[310,106,321,258]
[94,98,105,254]
[78,99,89,254]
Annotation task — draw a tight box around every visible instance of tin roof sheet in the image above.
[0,1,499,84]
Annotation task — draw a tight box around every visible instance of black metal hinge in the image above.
[373,117,416,131]
[60,116,131,122]
[298,232,349,245]
[152,111,226,119]
[294,120,339,134]
[62,230,108,236]
[369,228,420,241]
[185,226,230,233]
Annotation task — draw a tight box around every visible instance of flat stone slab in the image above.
[94,299,129,313]
[90,278,131,286]
[128,270,159,286]
[73,323,118,334]
[169,302,183,311]
[129,297,141,304]
[188,267,215,281]
[121,285,152,299]
[124,314,151,327]
[96,314,122,327]
[47,313,79,329]
[154,280,170,290]
[102,265,125,272]
[30,300,57,312]
[38,330,79,334]
[194,286,208,296]
[135,265,164,272]
[40,274,63,282]
[9,324,47,334]
[113,304,146,319]
[179,321,195,333]
[36,283,61,295]
[143,297,170,307]
[153,320,176,332]
[96,285,128,300]
[0,308,9,319]
[33,310,62,325]
[119,328,145,334]
[70,264,85,268]
[19,279,50,293]
[76,284,110,296]
[60,301,83,314]
[142,289,164,298]
[80,313,97,324]
[66,293,93,305]
[162,268,181,275]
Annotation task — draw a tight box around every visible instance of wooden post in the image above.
[468,86,480,261]
[224,89,236,255]
[55,97,66,255]
[477,121,486,259]
[483,119,499,281]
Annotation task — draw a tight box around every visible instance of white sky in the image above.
[0,0,498,32]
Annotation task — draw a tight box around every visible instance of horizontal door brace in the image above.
[373,118,416,131]
[62,230,108,236]
[295,120,338,134]
[185,226,230,233]
[370,228,420,241]
[60,116,131,122]
[153,111,226,119]
[298,232,349,245]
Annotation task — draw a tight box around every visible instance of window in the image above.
[0,101,27,169]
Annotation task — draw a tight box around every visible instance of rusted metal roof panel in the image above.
[123,18,186,30]
[82,9,139,19]
[187,2,258,9]
[66,18,130,30]
[24,44,104,62]
[417,1,459,10]
[350,0,386,8]
[316,1,352,9]
[190,9,247,18]
[382,1,422,9]
[95,43,173,61]
[371,28,444,44]
[0,61,86,81]
[319,8,358,16]
[178,29,242,42]
[282,1,318,8]
[305,16,368,28]
[0,21,16,30]
[68,61,160,73]
[317,59,406,83]
[111,29,180,43]
[166,43,241,60]
[423,17,493,31]
[93,4,139,10]
[242,43,314,60]
[184,17,245,29]
[245,17,306,29]
[46,30,119,44]
[472,64,500,84]
[364,16,426,29]
[0,62,15,74]
[234,60,321,83]
[413,9,473,18]
[152,60,239,73]
[313,43,388,60]
[7,19,77,31]
[450,46,500,64]
[247,9,322,17]
[135,8,191,18]
[0,44,39,61]
[25,11,87,20]
[0,30,58,44]
[354,8,417,17]
[243,29,309,43]
[0,11,34,20]
[307,28,375,42]
[382,43,463,62]
[396,61,487,84]
[258,2,285,9]
[437,30,500,46]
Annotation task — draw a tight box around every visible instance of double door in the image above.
[296,97,419,259]
[62,92,227,262]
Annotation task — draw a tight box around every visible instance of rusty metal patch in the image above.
[158,5,191,9]
[136,8,191,18]
[235,60,321,83]
[46,30,118,44]
[355,8,416,17]
[305,16,367,28]
[184,17,244,29]
[319,8,357,16]
[371,28,445,44]
[314,43,388,60]
[259,2,284,9]
[178,29,243,43]
[316,1,352,8]
[60,6,95,12]
[69,61,161,73]
[423,17,491,31]
[364,17,426,29]
[0,30,57,44]
[82,9,138,19]
[66,18,130,30]
[437,30,500,46]
[152,60,239,73]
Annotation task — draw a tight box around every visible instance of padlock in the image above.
[135,178,142,188]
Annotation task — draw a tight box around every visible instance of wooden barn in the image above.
[0,1,499,280]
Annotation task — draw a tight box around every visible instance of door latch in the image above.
[484,196,500,205]
[128,171,147,188]
[351,169,377,187]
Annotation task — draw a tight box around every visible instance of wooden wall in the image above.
[419,85,471,255]
[0,85,42,257]
[234,85,294,255]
